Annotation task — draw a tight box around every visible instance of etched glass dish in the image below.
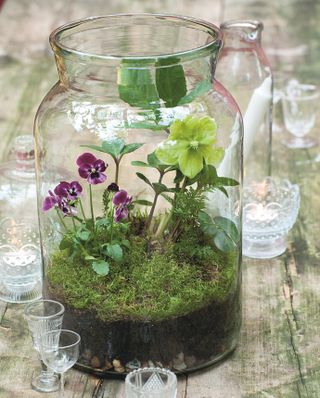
[243,177,300,258]
[125,367,177,398]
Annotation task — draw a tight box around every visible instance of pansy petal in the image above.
[87,172,106,185]
[78,164,91,178]
[54,181,70,197]
[113,190,128,205]
[76,152,96,166]
[199,145,224,165]
[70,181,83,194]
[179,148,204,179]
[94,159,107,172]
[155,139,188,165]
[42,196,57,211]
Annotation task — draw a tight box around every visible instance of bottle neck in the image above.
[221,20,263,49]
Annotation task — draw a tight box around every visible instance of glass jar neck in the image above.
[50,14,222,96]
[221,20,263,49]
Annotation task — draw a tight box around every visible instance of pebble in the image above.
[172,352,187,371]
[82,349,92,361]
[125,359,141,371]
[113,359,125,373]
[91,356,101,368]
[185,355,196,368]
[103,360,113,370]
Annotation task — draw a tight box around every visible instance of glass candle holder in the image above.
[125,367,177,398]
[243,177,300,259]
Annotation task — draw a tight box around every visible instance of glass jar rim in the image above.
[49,13,222,65]
[221,19,263,32]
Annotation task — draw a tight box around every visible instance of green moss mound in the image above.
[48,231,238,322]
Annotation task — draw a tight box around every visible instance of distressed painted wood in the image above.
[0,0,320,397]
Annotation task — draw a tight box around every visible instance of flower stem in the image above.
[89,185,95,230]
[146,172,164,232]
[79,199,87,224]
[115,158,120,185]
[55,208,68,231]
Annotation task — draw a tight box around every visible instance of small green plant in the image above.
[43,115,240,278]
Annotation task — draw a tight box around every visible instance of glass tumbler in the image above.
[125,367,177,398]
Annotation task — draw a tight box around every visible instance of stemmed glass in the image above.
[24,299,64,392]
[40,329,81,395]
[281,81,319,148]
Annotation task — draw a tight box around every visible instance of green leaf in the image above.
[174,169,184,184]
[106,243,123,263]
[136,172,152,187]
[121,143,144,156]
[152,182,168,194]
[92,260,110,276]
[147,152,162,167]
[215,177,239,187]
[198,210,218,236]
[121,239,131,249]
[95,218,111,228]
[214,232,236,252]
[178,79,212,105]
[156,57,187,107]
[85,255,96,261]
[102,139,125,157]
[80,144,107,154]
[214,217,239,242]
[76,228,91,241]
[118,60,160,108]
[133,199,153,206]
[131,161,150,168]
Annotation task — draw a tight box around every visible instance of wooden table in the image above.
[1,0,320,396]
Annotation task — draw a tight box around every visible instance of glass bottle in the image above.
[216,20,273,184]
[0,135,42,303]
[34,14,243,376]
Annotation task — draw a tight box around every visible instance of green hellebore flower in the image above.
[155,115,224,179]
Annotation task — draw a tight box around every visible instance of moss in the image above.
[48,229,238,322]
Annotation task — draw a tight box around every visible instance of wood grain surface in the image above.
[0,0,319,397]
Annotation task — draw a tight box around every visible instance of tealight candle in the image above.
[243,177,300,259]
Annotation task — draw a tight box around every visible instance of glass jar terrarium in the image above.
[34,14,243,377]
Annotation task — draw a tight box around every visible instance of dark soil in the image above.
[46,278,241,378]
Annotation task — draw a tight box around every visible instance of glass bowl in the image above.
[243,177,300,259]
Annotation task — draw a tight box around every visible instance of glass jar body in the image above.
[35,15,243,376]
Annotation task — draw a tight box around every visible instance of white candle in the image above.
[243,76,272,162]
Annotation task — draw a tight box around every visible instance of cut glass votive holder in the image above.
[125,367,177,398]
[243,177,300,259]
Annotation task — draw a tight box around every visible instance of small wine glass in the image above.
[125,367,177,398]
[40,329,81,396]
[24,299,64,392]
[281,81,319,148]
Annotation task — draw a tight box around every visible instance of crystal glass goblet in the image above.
[40,329,81,396]
[24,299,65,392]
[125,367,177,398]
[281,81,319,148]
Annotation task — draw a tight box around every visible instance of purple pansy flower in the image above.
[54,181,83,199]
[112,190,132,223]
[77,153,107,185]
[42,190,59,211]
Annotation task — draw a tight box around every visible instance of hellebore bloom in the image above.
[54,181,83,199]
[77,152,107,185]
[155,115,224,179]
[112,189,132,223]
